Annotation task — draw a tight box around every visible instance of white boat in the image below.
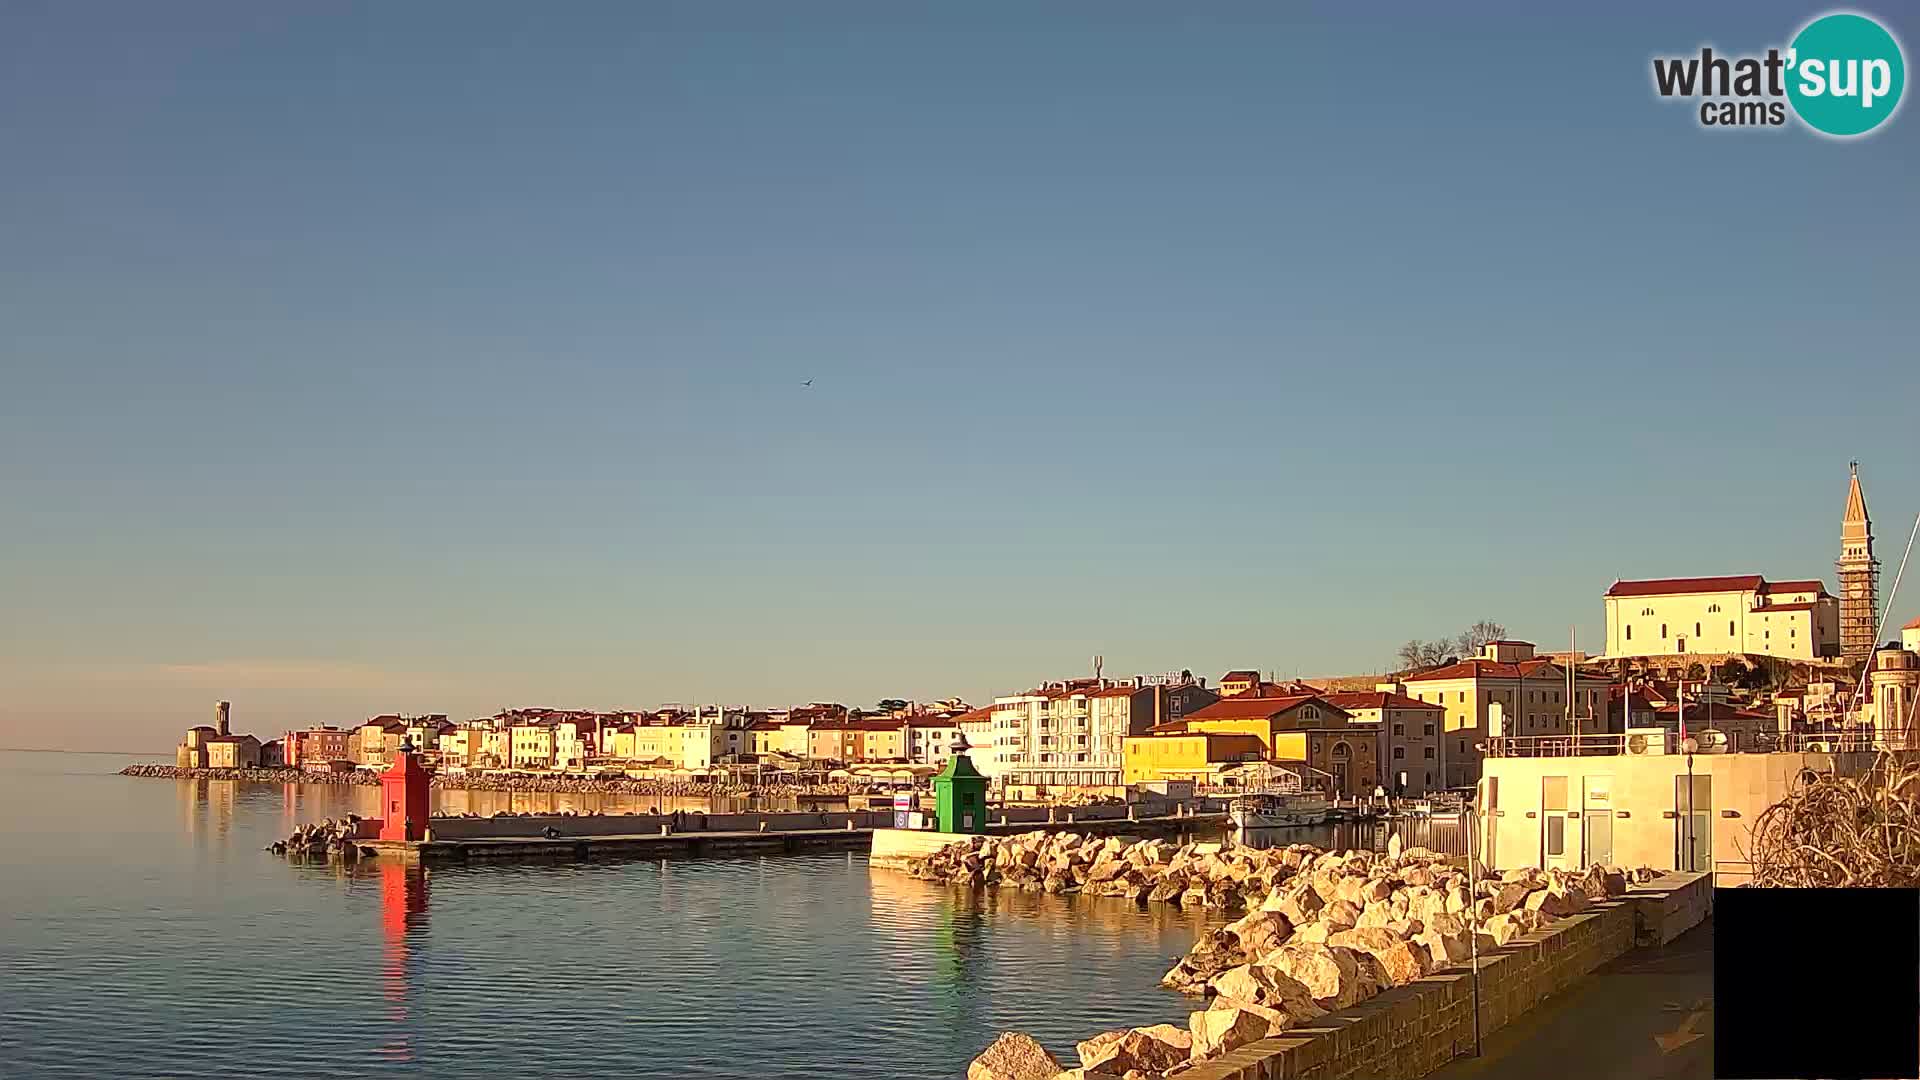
[1229,792,1334,829]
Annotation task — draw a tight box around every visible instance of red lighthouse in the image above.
[377,737,431,842]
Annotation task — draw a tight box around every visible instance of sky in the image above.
[3,2,1917,751]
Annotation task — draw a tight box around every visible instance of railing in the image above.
[1486,730,1920,758]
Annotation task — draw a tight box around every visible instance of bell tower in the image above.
[1838,462,1879,665]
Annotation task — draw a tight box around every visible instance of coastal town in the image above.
[154,467,1917,819]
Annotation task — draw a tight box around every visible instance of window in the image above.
[1301,705,1319,720]
[1694,622,1701,637]
[1424,723,1435,735]
[1426,771,1433,785]
[1332,741,1350,759]
[1393,747,1406,759]
[1424,747,1435,759]
[1392,723,1405,735]
[1661,623,1668,638]
[1626,625,1632,641]
[1543,775,1569,856]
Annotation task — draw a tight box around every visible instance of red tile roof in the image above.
[1221,670,1261,683]
[1753,602,1821,613]
[1765,580,1828,595]
[1322,691,1444,712]
[1606,575,1765,597]
[1187,694,1350,722]
[1403,658,1563,682]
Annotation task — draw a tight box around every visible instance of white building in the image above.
[1603,575,1840,661]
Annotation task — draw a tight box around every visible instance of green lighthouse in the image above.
[931,731,989,834]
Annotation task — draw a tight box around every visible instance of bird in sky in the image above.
[802,379,813,388]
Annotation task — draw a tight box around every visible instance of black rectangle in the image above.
[1715,888,1919,1079]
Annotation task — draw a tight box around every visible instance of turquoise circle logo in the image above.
[1787,12,1906,136]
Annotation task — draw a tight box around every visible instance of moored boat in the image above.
[1228,792,1334,829]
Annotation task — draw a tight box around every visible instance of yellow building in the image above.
[1603,575,1839,661]
[353,717,409,767]
[1402,640,1612,789]
[508,723,556,769]
[1182,692,1379,796]
[206,734,262,768]
[1121,732,1268,784]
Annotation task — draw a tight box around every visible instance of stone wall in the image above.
[1177,872,1708,1080]
[428,809,892,839]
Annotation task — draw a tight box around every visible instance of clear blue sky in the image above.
[4,2,1917,750]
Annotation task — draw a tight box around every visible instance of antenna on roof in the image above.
[1093,654,1104,684]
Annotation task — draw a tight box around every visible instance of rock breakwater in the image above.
[912,831,1655,1079]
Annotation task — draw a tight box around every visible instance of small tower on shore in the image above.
[1839,462,1880,666]
[377,736,431,843]
[932,731,988,834]
[215,700,231,737]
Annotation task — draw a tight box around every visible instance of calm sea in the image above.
[0,750,1252,1079]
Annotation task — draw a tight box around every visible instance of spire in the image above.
[1844,461,1870,526]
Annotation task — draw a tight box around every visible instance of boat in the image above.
[1228,792,1335,829]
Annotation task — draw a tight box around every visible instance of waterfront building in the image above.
[958,708,1004,782]
[403,715,453,756]
[907,711,972,767]
[353,716,411,767]
[1838,463,1879,665]
[1321,688,1445,797]
[750,719,813,760]
[1120,731,1268,785]
[553,716,601,771]
[995,675,1216,797]
[206,733,262,768]
[1603,575,1840,661]
[508,721,557,769]
[175,726,215,768]
[283,726,352,769]
[1869,644,1920,746]
[1402,641,1611,789]
[1478,735,1875,885]
[434,724,485,769]
[1905,616,1920,655]
[259,739,283,767]
[1181,691,1377,796]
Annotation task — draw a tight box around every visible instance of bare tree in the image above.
[1454,619,1508,658]
[1396,639,1453,673]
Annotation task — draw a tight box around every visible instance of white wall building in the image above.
[1603,575,1840,661]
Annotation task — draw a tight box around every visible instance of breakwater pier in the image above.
[284,805,1229,863]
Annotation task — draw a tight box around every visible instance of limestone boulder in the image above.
[1524,885,1588,918]
[1480,911,1531,946]
[1321,899,1362,931]
[968,1032,1063,1080]
[1208,963,1327,1021]
[1160,928,1246,994]
[1077,1025,1192,1074]
[1490,881,1535,915]
[1225,909,1294,957]
[1355,900,1395,929]
[1416,927,1473,966]
[1266,885,1324,927]
[1260,942,1372,1008]
[1362,877,1395,903]
[1328,928,1431,987]
[1189,1006,1281,1060]
[1335,875,1370,905]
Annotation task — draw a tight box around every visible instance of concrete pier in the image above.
[362,811,1227,863]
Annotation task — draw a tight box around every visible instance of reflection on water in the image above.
[378,862,428,1064]
[4,752,1221,1079]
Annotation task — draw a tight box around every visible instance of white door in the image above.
[1582,775,1613,868]
[1541,775,1575,870]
